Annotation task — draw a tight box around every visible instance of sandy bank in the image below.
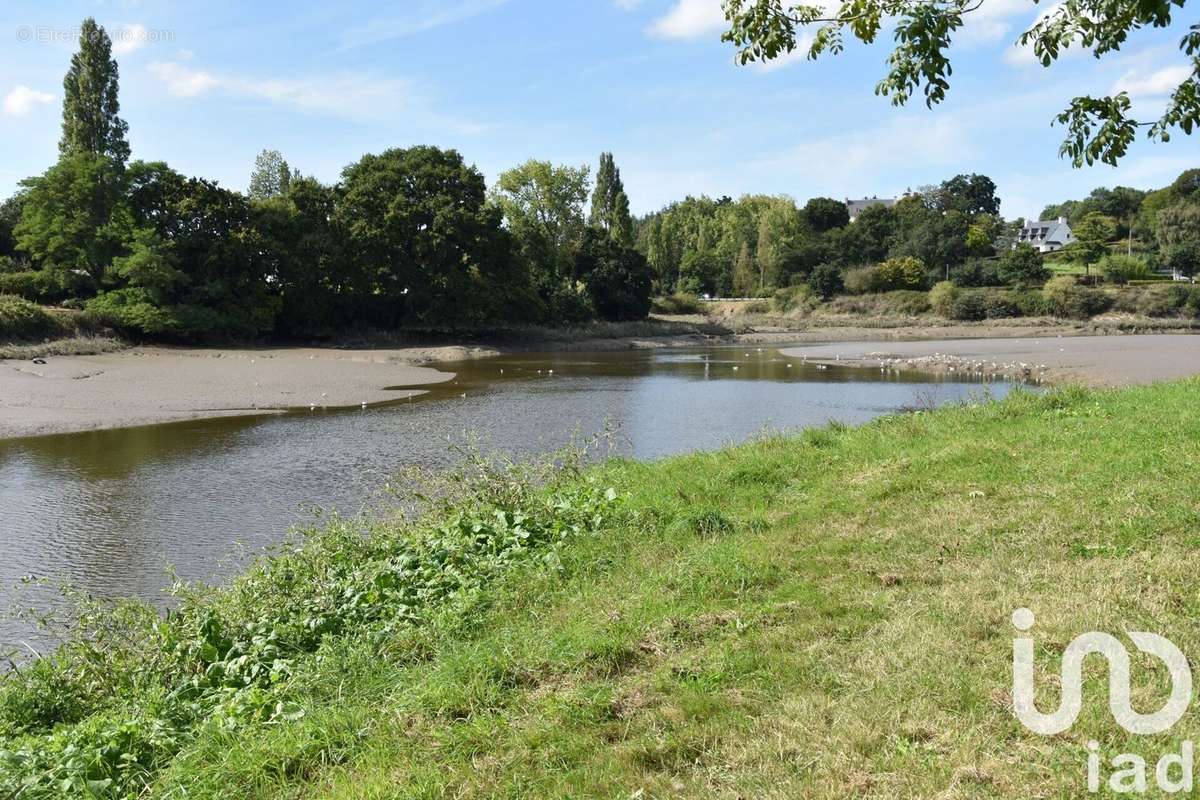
[780,334,1200,386]
[0,346,465,439]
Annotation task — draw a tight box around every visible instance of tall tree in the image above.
[1063,212,1118,276]
[935,174,1000,216]
[59,18,130,164]
[15,152,129,289]
[248,150,296,199]
[589,152,633,244]
[720,0,1200,167]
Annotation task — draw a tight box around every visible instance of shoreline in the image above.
[779,332,1200,387]
[3,325,1198,440]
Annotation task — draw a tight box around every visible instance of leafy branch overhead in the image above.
[721,0,1200,166]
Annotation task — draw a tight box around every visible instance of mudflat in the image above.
[0,346,462,439]
[780,333,1200,386]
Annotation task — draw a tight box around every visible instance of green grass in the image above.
[5,380,1200,797]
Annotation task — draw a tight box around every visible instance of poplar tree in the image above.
[59,18,130,164]
[589,151,634,245]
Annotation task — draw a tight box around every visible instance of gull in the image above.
[361,402,367,409]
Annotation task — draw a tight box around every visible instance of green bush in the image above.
[1013,290,1054,317]
[0,295,59,340]
[1099,254,1152,285]
[1186,287,1200,318]
[843,265,881,295]
[980,290,1020,319]
[948,290,988,321]
[949,259,1003,288]
[651,292,704,315]
[0,270,73,304]
[807,264,844,300]
[1043,276,1113,319]
[876,257,927,291]
[929,281,958,317]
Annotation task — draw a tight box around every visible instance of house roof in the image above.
[845,197,897,217]
[1018,218,1074,245]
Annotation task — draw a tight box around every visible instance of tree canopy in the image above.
[720,0,1200,167]
[59,18,130,164]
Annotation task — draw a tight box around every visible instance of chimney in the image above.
[1058,216,1066,224]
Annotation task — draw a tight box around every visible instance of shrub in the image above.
[651,292,704,315]
[999,244,1050,288]
[743,299,770,314]
[0,270,71,304]
[949,259,1003,288]
[884,290,932,315]
[0,295,59,340]
[1099,254,1152,285]
[1013,290,1054,317]
[807,264,844,300]
[1186,287,1200,318]
[843,265,881,295]
[929,281,958,317]
[980,290,1020,319]
[1043,276,1113,318]
[948,290,988,321]
[1135,284,1190,318]
[771,285,816,314]
[877,256,927,291]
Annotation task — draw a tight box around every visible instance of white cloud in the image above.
[144,60,491,133]
[340,0,511,48]
[647,0,725,39]
[1111,65,1191,99]
[2,85,54,116]
[755,113,977,191]
[750,34,815,72]
[956,0,1030,45]
[148,61,218,97]
[112,23,149,55]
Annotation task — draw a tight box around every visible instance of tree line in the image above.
[0,20,654,340]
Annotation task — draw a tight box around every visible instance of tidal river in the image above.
[0,344,1020,653]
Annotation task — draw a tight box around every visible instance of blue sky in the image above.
[1,0,1196,221]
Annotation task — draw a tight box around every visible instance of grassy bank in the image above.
[4,380,1200,797]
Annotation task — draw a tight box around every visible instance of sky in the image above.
[0,0,1196,221]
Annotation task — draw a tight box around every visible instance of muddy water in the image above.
[0,344,1019,651]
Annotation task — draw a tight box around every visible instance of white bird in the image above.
[361,401,367,409]
[733,366,739,371]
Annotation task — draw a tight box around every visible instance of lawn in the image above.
[5,379,1200,798]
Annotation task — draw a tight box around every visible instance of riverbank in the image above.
[780,333,1200,386]
[3,323,1198,439]
[0,347,459,440]
[4,379,1200,798]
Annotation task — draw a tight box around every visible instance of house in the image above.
[1016,217,1075,253]
[845,196,897,222]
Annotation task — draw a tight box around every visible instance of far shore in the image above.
[2,324,1198,440]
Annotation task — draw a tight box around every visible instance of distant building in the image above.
[1016,217,1075,253]
[845,196,897,222]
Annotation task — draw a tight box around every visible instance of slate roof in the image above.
[1017,218,1075,246]
[845,197,897,218]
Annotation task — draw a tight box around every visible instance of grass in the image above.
[6,380,1200,797]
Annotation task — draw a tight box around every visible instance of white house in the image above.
[1016,217,1075,253]
[845,196,897,222]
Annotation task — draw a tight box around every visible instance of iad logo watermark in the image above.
[1012,608,1194,793]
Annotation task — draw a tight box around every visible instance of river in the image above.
[0,343,1021,653]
